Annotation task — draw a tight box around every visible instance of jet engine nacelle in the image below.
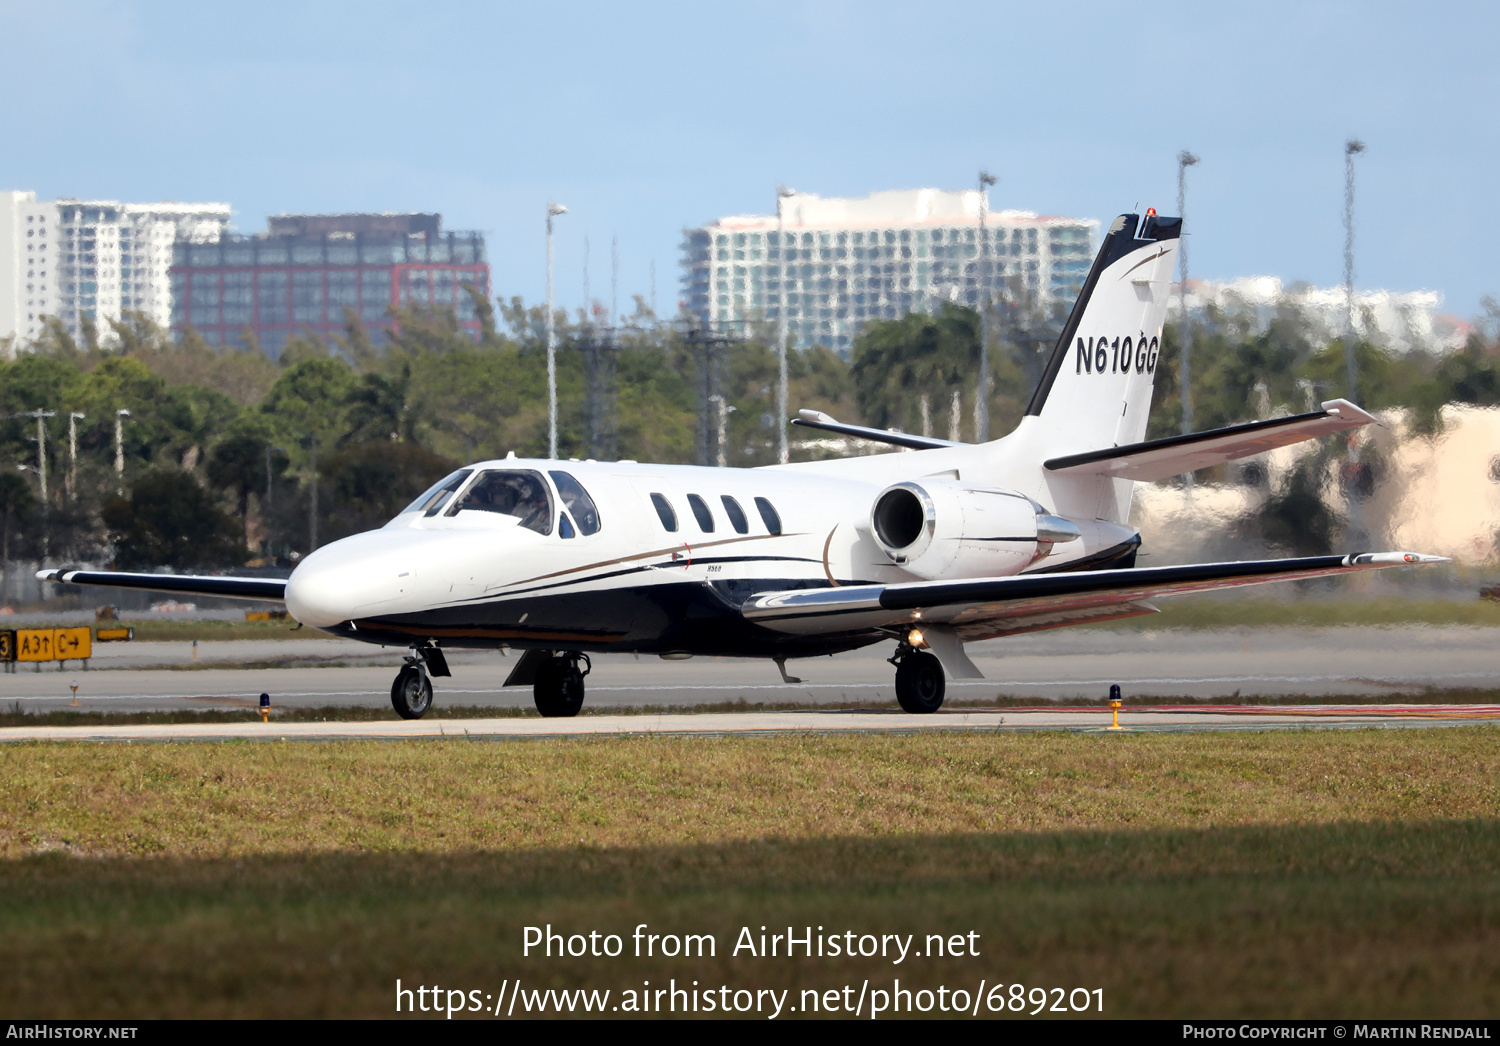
[869,480,1082,581]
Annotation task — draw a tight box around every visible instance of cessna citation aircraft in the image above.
[41,211,1443,718]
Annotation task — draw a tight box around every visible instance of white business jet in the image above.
[41,211,1443,718]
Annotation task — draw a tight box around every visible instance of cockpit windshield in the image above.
[401,469,473,518]
[446,469,553,534]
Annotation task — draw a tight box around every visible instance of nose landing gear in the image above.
[534,652,590,718]
[391,661,433,719]
[890,643,945,714]
[390,645,450,720]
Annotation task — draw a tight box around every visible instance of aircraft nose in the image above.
[284,534,422,628]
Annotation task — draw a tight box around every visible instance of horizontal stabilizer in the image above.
[743,551,1445,644]
[37,569,288,603]
[791,410,965,451]
[1043,399,1375,482]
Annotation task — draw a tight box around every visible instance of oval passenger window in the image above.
[720,496,748,534]
[754,497,782,535]
[650,493,678,532]
[686,494,714,533]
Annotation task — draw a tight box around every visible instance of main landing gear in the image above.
[890,643,945,714]
[391,645,451,720]
[534,652,590,718]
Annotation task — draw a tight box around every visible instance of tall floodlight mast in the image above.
[1343,138,1366,399]
[976,170,998,442]
[775,186,796,464]
[112,408,129,492]
[1176,151,1199,437]
[546,203,568,459]
[21,410,55,505]
[114,409,129,494]
[67,412,85,502]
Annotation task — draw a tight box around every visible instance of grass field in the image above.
[2,728,1499,1018]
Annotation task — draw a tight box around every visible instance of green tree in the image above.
[318,442,458,543]
[101,470,246,570]
[851,303,979,433]
[260,357,357,455]
[0,472,36,563]
[345,361,422,445]
[206,413,286,547]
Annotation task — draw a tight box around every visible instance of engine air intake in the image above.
[873,486,927,549]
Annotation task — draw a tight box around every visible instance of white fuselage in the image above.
[283,427,1135,653]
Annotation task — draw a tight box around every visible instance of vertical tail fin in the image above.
[1025,212,1180,456]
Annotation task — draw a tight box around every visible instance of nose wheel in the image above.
[534,653,589,718]
[892,646,945,714]
[391,662,434,719]
[391,645,449,719]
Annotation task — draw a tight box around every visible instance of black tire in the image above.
[391,664,433,719]
[894,650,945,714]
[534,657,586,718]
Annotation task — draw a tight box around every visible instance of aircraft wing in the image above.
[742,551,1444,644]
[1043,399,1375,482]
[37,569,288,603]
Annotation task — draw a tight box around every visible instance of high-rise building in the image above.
[680,189,1097,353]
[169,213,490,358]
[0,191,228,351]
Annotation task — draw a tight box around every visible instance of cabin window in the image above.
[559,513,576,539]
[549,471,601,535]
[754,496,782,535]
[720,495,748,534]
[446,469,553,535]
[650,493,678,532]
[686,493,714,533]
[404,469,472,517]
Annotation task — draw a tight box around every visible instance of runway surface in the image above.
[0,624,1495,714]
[3,703,1498,743]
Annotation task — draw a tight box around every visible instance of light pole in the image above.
[775,186,795,464]
[1343,138,1366,399]
[114,409,129,495]
[1176,150,1199,437]
[546,202,568,460]
[976,170,997,442]
[20,410,55,506]
[308,435,319,554]
[67,412,85,502]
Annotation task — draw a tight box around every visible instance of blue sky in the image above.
[4,0,1496,321]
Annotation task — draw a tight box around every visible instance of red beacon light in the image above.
[1146,207,1157,216]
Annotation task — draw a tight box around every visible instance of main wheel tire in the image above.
[894,650,945,714]
[534,657,586,718]
[391,664,433,719]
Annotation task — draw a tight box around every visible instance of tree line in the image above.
[0,287,1496,572]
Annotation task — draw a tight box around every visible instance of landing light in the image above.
[907,628,929,649]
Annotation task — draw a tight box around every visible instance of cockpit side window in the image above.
[447,469,553,534]
[404,469,473,518]
[549,471,602,535]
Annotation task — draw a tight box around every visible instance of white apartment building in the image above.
[0,191,230,352]
[1175,276,1466,354]
[681,188,1097,353]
